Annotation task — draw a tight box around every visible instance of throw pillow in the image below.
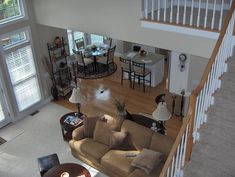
[83,117,101,138]
[131,148,163,174]
[109,131,128,149]
[93,120,111,146]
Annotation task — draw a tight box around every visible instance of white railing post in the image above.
[157,0,160,21]
[183,0,187,25]
[211,0,217,30]
[164,0,167,22]
[204,0,209,28]
[170,0,174,23]
[219,0,224,30]
[197,0,202,27]
[177,0,180,24]
[151,0,155,20]
[190,0,194,26]
[145,0,148,19]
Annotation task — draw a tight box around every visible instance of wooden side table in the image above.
[43,163,91,177]
[60,112,85,141]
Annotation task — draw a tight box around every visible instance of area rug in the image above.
[76,63,117,79]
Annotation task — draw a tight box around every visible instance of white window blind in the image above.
[90,34,103,44]
[0,101,4,122]
[5,45,40,111]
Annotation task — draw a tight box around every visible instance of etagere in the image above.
[47,37,72,98]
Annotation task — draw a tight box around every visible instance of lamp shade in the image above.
[69,88,85,104]
[152,102,171,121]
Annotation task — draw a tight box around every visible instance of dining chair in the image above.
[132,61,151,92]
[73,49,94,75]
[119,57,133,88]
[37,153,60,177]
[133,45,141,52]
[103,37,112,47]
[74,37,85,50]
[97,45,116,72]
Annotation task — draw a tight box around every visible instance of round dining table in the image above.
[43,163,91,177]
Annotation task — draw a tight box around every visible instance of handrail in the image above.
[159,0,235,177]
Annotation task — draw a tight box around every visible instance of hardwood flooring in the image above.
[54,57,182,140]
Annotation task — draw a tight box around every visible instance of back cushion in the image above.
[121,120,153,151]
[93,120,111,146]
[149,133,173,160]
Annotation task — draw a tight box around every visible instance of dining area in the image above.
[67,31,167,93]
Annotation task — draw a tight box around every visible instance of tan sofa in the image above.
[69,119,173,177]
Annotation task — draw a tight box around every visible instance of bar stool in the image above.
[132,61,151,92]
[120,57,133,88]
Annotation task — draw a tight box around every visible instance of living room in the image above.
[1,0,231,177]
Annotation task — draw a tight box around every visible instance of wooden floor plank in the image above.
[54,57,182,140]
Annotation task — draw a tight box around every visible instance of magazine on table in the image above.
[64,115,83,126]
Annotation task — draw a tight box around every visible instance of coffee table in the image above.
[60,112,85,141]
[43,163,91,177]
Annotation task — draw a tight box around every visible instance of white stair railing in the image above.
[158,1,235,177]
[142,0,233,31]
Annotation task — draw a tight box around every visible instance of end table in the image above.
[60,112,85,141]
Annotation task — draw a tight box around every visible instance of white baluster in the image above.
[179,135,185,171]
[145,0,148,19]
[197,0,202,27]
[170,156,175,177]
[170,0,174,23]
[219,0,224,30]
[204,0,209,28]
[190,0,194,26]
[183,0,187,25]
[211,0,217,30]
[157,0,160,21]
[177,0,180,24]
[182,125,189,166]
[151,0,155,20]
[230,0,232,8]
[174,146,180,175]
[167,168,170,177]
[164,0,167,22]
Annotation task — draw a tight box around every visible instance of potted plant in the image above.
[113,99,126,116]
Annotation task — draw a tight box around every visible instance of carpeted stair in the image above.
[184,55,235,177]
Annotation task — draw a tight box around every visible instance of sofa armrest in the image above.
[72,125,85,141]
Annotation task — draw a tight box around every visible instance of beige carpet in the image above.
[184,56,235,177]
[0,103,107,177]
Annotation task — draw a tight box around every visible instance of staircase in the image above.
[184,55,235,177]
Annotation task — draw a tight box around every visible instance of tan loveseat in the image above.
[69,119,173,177]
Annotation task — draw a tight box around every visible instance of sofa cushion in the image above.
[110,131,128,149]
[131,148,163,174]
[83,117,101,138]
[128,163,164,177]
[121,120,153,151]
[149,132,173,160]
[93,120,111,146]
[101,150,139,177]
[73,138,110,163]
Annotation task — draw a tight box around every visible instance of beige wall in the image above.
[32,0,216,58]
[187,56,208,92]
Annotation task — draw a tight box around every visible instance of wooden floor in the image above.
[54,57,182,140]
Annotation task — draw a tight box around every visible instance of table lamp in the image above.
[69,87,85,114]
[152,102,171,134]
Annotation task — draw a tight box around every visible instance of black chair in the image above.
[133,45,141,52]
[103,37,112,47]
[97,46,116,72]
[132,61,151,92]
[74,37,85,50]
[37,153,60,177]
[120,57,133,88]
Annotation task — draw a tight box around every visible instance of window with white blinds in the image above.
[90,34,103,44]
[2,29,41,111]
[0,101,4,122]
